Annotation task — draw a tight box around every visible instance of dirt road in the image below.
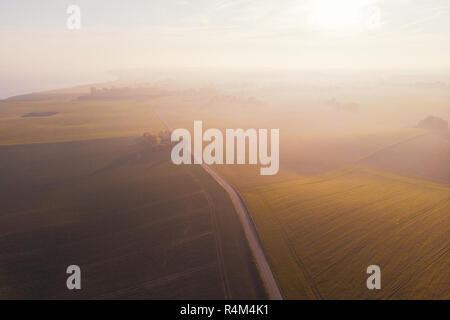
[155,110,283,300]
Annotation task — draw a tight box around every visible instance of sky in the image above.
[1,0,450,97]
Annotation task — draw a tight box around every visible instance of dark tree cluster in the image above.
[136,130,172,157]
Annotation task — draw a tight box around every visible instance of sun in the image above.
[309,0,368,34]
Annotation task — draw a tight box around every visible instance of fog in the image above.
[2,1,450,98]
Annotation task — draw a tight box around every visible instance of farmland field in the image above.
[151,83,450,300]
[2,0,450,303]
[242,166,450,299]
[0,136,266,299]
[1,81,448,300]
[0,87,166,145]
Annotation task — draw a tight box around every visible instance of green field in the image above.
[150,84,450,300]
[0,89,166,145]
[242,166,450,299]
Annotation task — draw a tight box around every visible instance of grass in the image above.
[242,166,450,299]
[0,97,166,145]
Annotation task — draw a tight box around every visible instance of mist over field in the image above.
[0,0,449,300]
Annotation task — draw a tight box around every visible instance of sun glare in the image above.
[309,0,368,34]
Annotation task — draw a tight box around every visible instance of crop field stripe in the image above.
[91,263,216,299]
[243,167,450,299]
[246,189,320,299]
[189,168,231,299]
[155,109,281,299]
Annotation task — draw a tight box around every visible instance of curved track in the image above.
[155,110,283,300]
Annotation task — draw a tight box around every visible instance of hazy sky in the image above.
[1,0,450,97]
